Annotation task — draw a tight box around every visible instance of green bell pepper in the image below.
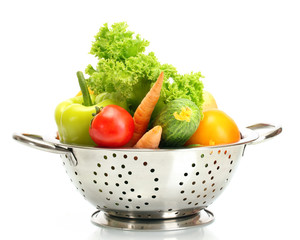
[55,71,119,146]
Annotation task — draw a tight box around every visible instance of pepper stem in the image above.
[77,71,93,106]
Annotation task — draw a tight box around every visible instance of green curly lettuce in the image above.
[89,22,149,61]
[85,22,204,117]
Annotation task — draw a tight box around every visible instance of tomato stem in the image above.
[92,106,102,116]
[77,71,93,106]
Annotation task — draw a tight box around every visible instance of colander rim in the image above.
[43,127,259,152]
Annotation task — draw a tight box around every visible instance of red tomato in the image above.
[89,105,134,147]
[185,109,241,146]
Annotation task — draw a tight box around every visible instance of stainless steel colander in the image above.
[13,123,281,230]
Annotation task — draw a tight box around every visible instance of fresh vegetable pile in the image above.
[55,22,241,149]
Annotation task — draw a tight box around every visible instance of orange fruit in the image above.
[185,109,240,146]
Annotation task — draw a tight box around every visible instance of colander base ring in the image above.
[91,209,214,231]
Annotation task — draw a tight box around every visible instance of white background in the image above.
[1,0,299,239]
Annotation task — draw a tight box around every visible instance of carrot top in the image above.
[126,72,164,146]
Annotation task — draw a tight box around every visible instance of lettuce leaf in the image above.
[89,22,149,61]
[85,22,204,117]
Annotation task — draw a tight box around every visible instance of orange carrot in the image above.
[126,72,164,147]
[134,126,162,149]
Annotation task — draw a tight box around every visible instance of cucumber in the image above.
[152,98,201,147]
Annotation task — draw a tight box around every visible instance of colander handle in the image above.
[246,123,282,145]
[13,133,71,155]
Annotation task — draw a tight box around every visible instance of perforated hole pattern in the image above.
[61,145,244,219]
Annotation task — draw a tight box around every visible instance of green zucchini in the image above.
[152,98,201,147]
